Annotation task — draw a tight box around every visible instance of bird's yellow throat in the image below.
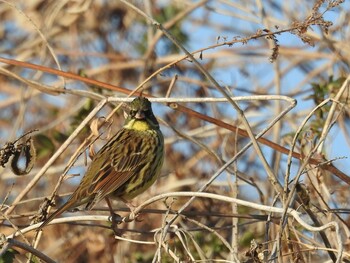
[125,119,153,131]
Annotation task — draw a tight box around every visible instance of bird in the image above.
[39,96,164,229]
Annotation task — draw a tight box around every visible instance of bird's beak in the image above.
[135,110,145,120]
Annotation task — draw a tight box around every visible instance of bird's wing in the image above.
[87,148,149,204]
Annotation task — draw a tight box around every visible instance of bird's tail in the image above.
[37,200,74,231]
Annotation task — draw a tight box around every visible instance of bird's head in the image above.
[124,97,159,131]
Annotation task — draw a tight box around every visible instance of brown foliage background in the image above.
[0,0,349,262]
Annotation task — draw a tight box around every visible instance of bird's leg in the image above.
[105,197,122,234]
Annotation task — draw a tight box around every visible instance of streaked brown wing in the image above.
[88,149,148,203]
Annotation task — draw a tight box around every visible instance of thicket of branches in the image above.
[0,0,349,262]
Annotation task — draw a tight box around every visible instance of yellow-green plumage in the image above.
[39,97,164,229]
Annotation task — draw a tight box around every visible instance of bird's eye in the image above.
[130,110,137,116]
